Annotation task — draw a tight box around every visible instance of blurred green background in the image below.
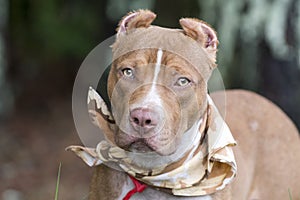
[1,0,300,199]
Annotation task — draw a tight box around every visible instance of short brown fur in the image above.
[87,10,300,200]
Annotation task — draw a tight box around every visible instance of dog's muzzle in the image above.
[128,106,165,152]
[129,107,162,135]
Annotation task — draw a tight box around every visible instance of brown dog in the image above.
[69,10,300,200]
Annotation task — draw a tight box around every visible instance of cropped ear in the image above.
[117,10,156,36]
[180,18,218,64]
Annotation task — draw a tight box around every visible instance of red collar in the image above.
[123,176,148,200]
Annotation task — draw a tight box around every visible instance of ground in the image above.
[0,98,92,200]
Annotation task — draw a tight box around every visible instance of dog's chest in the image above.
[118,177,213,200]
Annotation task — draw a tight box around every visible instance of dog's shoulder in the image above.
[89,165,128,200]
[211,89,300,199]
[211,89,298,135]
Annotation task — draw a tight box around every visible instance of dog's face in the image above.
[107,10,218,156]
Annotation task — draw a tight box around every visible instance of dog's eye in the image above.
[122,68,134,78]
[176,77,191,87]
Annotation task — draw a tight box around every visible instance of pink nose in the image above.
[130,108,159,133]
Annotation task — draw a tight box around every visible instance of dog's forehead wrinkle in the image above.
[118,58,147,68]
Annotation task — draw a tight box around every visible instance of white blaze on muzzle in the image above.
[67,88,237,197]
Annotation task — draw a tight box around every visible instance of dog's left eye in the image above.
[176,77,191,87]
[122,68,134,78]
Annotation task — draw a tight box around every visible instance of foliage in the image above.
[3,0,300,128]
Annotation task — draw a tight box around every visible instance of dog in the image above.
[68,10,300,200]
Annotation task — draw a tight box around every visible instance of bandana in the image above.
[67,87,237,197]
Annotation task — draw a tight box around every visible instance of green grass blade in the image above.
[55,162,62,200]
[288,188,293,200]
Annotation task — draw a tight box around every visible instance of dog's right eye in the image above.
[121,68,134,78]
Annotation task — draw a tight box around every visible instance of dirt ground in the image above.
[0,98,93,200]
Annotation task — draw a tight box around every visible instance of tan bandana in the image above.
[67,87,237,196]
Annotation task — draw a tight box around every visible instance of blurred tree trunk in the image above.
[0,0,13,119]
[154,0,200,26]
[198,0,300,129]
[259,0,300,126]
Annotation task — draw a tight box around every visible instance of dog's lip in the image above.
[128,139,154,153]
[116,132,176,155]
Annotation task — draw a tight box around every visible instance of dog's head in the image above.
[106,10,218,156]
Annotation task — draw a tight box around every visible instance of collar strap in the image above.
[123,176,148,200]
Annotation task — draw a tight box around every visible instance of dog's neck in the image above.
[67,91,237,197]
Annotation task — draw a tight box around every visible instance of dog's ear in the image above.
[117,10,156,36]
[180,18,218,64]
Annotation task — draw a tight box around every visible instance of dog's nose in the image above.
[130,108,158,133]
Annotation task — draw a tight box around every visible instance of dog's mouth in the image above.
[128,139,154,153]
[117,135,176,156]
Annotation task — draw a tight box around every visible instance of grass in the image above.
[288,188,293,200]
[55,162,62,200]
[53,162,89,200]
[288,188,300,200]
